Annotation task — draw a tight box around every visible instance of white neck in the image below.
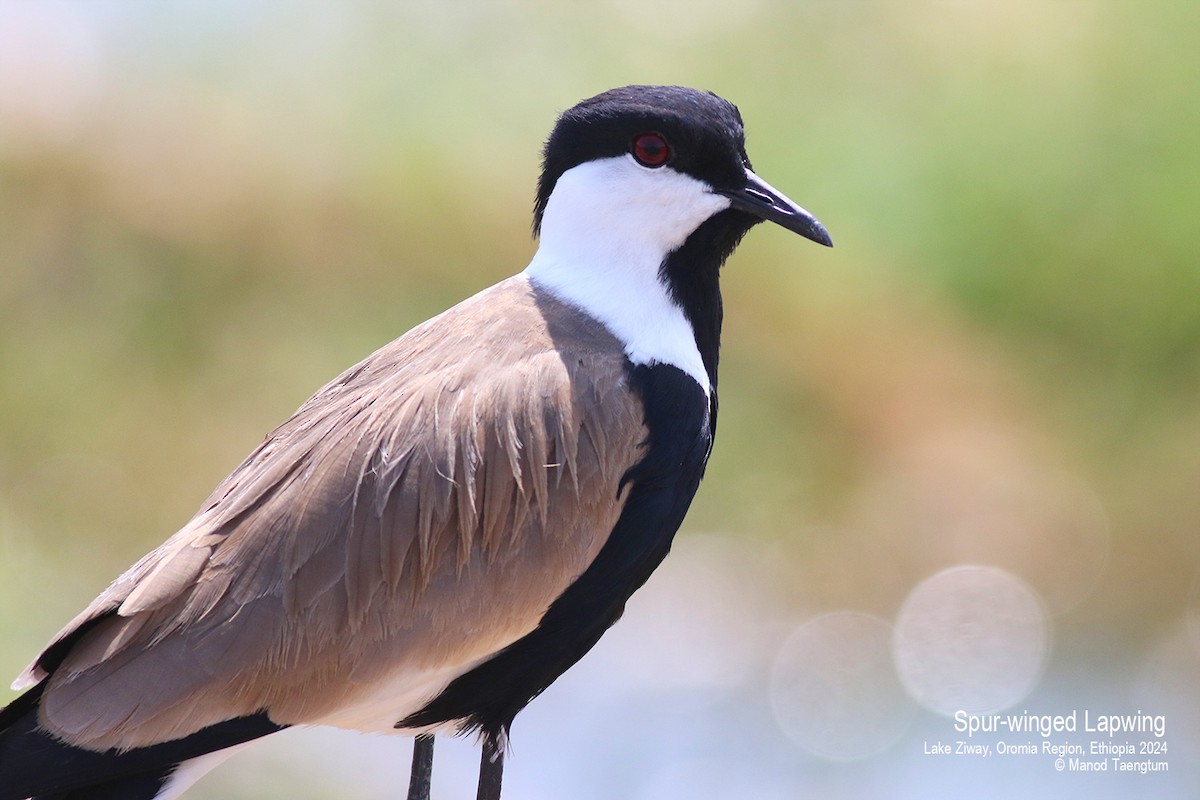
[523,156,730,394]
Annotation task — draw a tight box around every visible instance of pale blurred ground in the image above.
[1,1,1198,797]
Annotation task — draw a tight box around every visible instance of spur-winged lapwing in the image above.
[0,85,831,800]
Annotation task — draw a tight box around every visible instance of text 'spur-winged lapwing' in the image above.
[0,85,831,800]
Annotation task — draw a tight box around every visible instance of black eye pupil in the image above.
[632,133,670,167]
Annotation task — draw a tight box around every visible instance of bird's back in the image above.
[8,275,648,755]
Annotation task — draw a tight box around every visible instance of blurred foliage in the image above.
[0,0,1198,794]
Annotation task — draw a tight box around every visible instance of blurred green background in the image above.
[1,0,1198,797]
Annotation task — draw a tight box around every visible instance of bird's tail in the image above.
[0,684,284,800]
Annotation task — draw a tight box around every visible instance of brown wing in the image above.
[19,276,646,750]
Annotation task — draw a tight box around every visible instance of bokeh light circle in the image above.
[769,611,916,760]
[893,565,1048,715]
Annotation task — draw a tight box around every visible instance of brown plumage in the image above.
[17,275,646,751]
[2,85,834,800]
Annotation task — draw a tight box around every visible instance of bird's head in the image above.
[525,85,831,393]
[532,85,832,262]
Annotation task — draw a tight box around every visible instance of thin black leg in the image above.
[406,733,435,800]
[476,735,505,800]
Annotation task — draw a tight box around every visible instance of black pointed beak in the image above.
[717,168,833,247]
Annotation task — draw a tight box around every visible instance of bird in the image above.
[0,84,831,800]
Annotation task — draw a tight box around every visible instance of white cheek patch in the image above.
[523,157,730,394]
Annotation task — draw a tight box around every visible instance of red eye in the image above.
[631,132,671,167]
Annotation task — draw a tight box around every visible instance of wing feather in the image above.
[20,276,645,750]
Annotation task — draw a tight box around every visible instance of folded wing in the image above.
[16,276,646,751]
